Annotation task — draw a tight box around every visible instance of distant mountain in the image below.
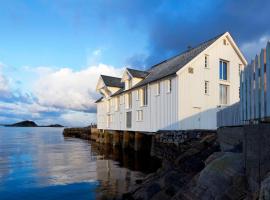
[41,124,64,127]
[5,120,38,127]
[4,120,64,127]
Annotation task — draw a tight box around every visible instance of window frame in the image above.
[125,92,132,109]
[204,81,209,95]
[219,60,229,81]
[167,79,172,93]
[140,86,148,107]
[156,82,160,96]
[136,110,143,121]
[219,84,229,105]
[205,55,209,69]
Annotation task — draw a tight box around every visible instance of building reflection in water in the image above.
[89,141,161,199]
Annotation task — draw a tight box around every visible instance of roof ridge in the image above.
[100,74,121,79]
[126,67,148,72]
[148,32,226,71]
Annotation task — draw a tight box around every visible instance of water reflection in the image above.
[0,127,160,200]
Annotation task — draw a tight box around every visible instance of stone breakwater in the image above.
[63,127,92,140]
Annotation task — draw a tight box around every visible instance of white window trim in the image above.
[156,82,160,96]
[140,87,148,107]
[219,59,229,81]
[205,54,209,69]
[219,84,229,105]
[204,81,209,95]
[136,110,143,121]
[167,79,172,93]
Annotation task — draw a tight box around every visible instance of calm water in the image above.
[0,127,160,200]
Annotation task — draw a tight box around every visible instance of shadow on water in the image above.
[89,141,161,174]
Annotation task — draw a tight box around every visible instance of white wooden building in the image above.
[96,32,247,133]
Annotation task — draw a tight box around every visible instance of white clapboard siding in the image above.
[217,41,270,127]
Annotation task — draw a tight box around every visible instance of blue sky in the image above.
[0,0,270,126]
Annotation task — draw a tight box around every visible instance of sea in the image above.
[0,127,160,200]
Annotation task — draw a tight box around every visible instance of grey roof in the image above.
[95,97,103,103]
[126,68,149,78]
[131,32,225,89]
[101,75,124,88]
[100,32,225,99]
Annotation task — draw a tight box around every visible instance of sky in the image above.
[0,0,270,126]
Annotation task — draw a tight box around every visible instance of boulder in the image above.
[179,153,246,200]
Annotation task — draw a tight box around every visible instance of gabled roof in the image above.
[131,32,225,89]
[98,32,246,100]
[126,68,149,79]
[100,75,124,88]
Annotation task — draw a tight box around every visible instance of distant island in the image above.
[4,120,64,127]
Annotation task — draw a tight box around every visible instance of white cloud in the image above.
[0,66,10,95]
[0,62,123,126]
[34,63,123,112]
[60,111,96,127]
[241,35,270,62]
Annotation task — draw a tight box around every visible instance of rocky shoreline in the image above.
[123,133,222,200]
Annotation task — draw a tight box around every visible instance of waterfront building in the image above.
[95,32,247,133]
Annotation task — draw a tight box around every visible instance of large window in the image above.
[219,60,228,80]
[219,84,228,104]
[140,86,148,106]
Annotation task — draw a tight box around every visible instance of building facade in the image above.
[95,32,247,133]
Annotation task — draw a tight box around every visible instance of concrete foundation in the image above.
[217,126,244,152]
[134,132,144,151]
[113,131,121,147]
[104,131,110,144]
[123,131,130,149]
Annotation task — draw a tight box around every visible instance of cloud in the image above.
[0,73,9,93]
[33,63,123,113]
[240,35,270,62]
[0,62,123,126]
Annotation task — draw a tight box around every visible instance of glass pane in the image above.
[223,62,227,80]
[219,61,222,79]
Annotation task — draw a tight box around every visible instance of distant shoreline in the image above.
[1,120,64,128]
